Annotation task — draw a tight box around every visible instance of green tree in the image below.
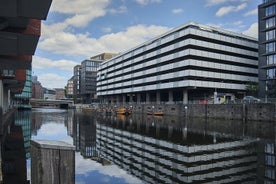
[246,82,258,96]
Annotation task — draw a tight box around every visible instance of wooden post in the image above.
[31,140,75,184]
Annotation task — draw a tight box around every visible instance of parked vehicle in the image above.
[242,96,260,103]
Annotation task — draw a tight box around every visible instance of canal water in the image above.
[9,108,276,183]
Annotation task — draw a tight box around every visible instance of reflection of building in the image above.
[2,124,28,183]
[73,114,97,158]
[96,118,257,183]
[14,110,32,159]
[257,141,276,183]
[97,22,258,104]
[258,0,276,99]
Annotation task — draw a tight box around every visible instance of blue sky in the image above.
[33,0,261,89]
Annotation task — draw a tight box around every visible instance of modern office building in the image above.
[80,59,102,104]
[0,0,52,112]
[14,69,32,109]
[73,53,118,104]
[258,0,276,99]
[97,22,258,104]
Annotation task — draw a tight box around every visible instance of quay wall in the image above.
[107,103,276,122]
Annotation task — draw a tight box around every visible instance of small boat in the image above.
[115,107,131,115]
[147,111,164,116]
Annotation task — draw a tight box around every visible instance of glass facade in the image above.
[14,69,32,108]
[259,0,276,99]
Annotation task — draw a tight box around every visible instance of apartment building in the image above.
[97,22,258,104]
[259,0,276,99]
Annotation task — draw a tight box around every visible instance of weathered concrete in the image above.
[105,103,276,122]
[31,140,75,184]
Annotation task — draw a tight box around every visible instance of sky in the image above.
[32,0,262,89]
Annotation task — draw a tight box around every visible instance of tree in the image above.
[246,82,258,96]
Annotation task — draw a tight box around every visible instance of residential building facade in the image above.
[97,22,258,104]
[67,76,74,99]
[73,65,81,103]
[32,76,44,99]
[259,0,276,99]
[55,88,65,100]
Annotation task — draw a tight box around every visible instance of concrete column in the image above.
[146,93,150,103]
[156,91,161,104]
[183,89,188,104]
[0,80,3,108]
[116,95,120,104]
[110,96,114,104]
[129,94,133,103]
[3,88,9,112]
[137,93,141,103]
[169,91,173,103]
[122,94,126,104]
[31,140,75,184]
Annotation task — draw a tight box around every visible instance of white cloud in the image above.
[38,73,69,88]
[75,153,143,184]
[102,27,112,33]
[172,8,184,14]
[133,0,162,5]
[109,5,127,14]
[33,56,79,72]
[216,3,247,17]
[50,0,109,15]
[244,8,258,16]
[242,22,258,38]
[39,24,171,58]
[206,0,248,6]
[47,0,109,30]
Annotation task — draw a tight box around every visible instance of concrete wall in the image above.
[119,103,276,122]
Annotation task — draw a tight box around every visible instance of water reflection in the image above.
[9,108,276,183]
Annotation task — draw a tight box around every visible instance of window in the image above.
[266,30,276,40]
[267,55,276,65]
[267,68,276,79]
[266,17,276,28]
[266,42,276,52]
[265,143,275,154]
[266,5,276,16]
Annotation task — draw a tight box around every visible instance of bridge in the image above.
[30,98,74,109]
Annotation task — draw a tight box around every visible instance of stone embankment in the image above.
[99,103,276,122]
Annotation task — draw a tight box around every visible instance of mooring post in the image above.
[31,140,75,184]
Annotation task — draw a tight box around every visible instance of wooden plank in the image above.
[31,140,75,184]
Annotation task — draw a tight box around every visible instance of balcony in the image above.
[0,19,41,56]
[2,70,26,94]
[0,0,52,20]
[0,55,32,70]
